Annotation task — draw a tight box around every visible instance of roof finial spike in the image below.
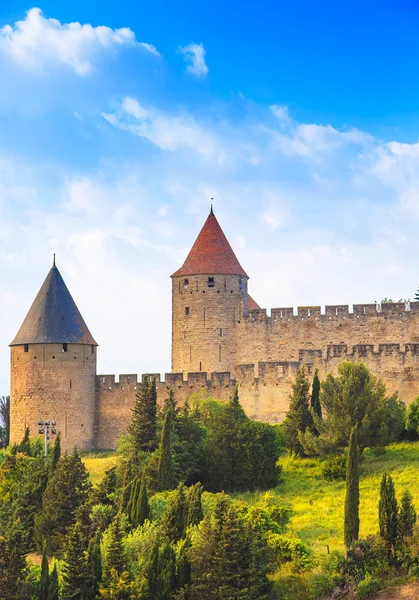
[53,253,56,267]
[210,199,214,215]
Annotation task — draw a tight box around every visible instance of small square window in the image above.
[184,278,189,288]
[208,277,215,287]
[185,307,190,316]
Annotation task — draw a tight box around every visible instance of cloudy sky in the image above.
[1,2,419,392]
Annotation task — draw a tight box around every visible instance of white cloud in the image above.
[0,7,159,76]
[180,42,208,77]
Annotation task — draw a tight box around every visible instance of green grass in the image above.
[81,451,116,486]
[260,441,419,553]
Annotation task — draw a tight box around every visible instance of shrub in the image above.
[322,454,347,481]
[267,533,313,572]
[355,573,381,598]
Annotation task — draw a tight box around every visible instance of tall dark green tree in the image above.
[142,539,176,600]
[61,522,92,600]
[88,531,102,598]
[47,564,59,600]
[344,425,360,548]
[106,516,125,579]
[187,482,204,527]
[128,375,158,453]
[35,449,91,555]
[283,368,313,456]
[311,369,322,419]
[162,483,187,543]
[15,426,31,455]
[135,474,150,526]
[39,543,49,600]
[399,489,416,538]
[0,518,28,600]
[50,432,61,470]
[379,473,398,547]
[0,395,10,447]
[158,406,173,491]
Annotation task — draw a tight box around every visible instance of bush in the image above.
[355,573,381,598]
[267,533,313,572]
[322,454,347,481]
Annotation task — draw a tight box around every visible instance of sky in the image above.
[1,2,419,392]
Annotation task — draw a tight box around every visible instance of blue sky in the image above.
[1,2,419,392]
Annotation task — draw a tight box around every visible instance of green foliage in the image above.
[61,522,92,600]
[128,375,158,454]
[105,516,125,578]
[35,448,91,555]
[187,483,204,527]
[47,564,59,600]
[157,405,174,491]
[99,568,138,599]
[13,426,32,456]
[283,368,314,456]
[162,483,187,543]
[310,369,322,420]
[88,531,103,598]
[379,473,398,547]
[321,453,347,481]
[39,543,49,600]
[188,494,274,600]
[50,432,61,471]
[344,425,360,547]
[317,361,405,452]
[355,573,381,599]
[399,489,416,538]
[0,518,29,600]
[405,396,419,439]
[0,395,10,448]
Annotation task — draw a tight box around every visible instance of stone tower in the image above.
[171,208,252,375]
[10,260,97,451]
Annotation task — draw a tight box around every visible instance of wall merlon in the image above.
[325,305,349,315]
[327,344,348,358]
[409,302,419,313]
[353,304,378,316]
[380,303,406,314]
[378,343,402,355]
[164,373,184,387]
[297,306,321,317]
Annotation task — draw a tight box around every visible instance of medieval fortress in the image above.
[9,210,419,450]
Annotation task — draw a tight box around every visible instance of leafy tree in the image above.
[141,539,176,600]
[93,465,117,506]
[162,483,187,543]
[311,369,322,419]
[283,368,313,456]
[47,564,59,600]
[189,495,273,600]
[14,426,31,456]
[405,396,419,439]
[35,449,91,555]
[318,362,405,451]
[0,395,10,447]
[50,432,61,470]
[399,489,416,538]
[128,375,157,454]
[187,483,204,527]
[379,473,398,547]
[344,425,360,548]
[39,543,49,600]
[61,522,92,600]
[99,569,138,599]
[0,518,28,600]
[157,406,173,491]
[88,531,102,598]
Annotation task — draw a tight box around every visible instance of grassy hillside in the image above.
[81,451,116,485]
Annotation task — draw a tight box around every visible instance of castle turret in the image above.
[10,260,97,451]
[171,208,249,375]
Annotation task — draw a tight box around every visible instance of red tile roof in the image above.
[172,210,248,278]
[248,295,261,310]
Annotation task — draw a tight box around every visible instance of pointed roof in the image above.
[10,263,97,346]
[172,209,248,278]
[248,295,261,310]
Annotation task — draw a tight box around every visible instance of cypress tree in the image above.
[399,489,416,538]
[282,368,313,456]
[344,425,360,548]
[50,432,61,470]
[39,543,49,600]
[311,369,322,419]
[135,474,150,526]
[17,426,31,455]
[176,537,191,590]
[0,518,28,600]
[88,530,102,598]
[158,407,173,491]
[126,474,140,524]
[61,522,91,600]
[379,473,398,547]
[163,483,188,543]
[187,482,204,527]
[47,564,59,600]
[106,516,125,578]
[128,375,158,453]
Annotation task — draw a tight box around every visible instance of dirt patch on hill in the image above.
[375,583,419,599]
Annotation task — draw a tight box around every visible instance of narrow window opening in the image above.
[91,345,94,353]
[219,344,222,361]
[190,346,192,363]
[184,278,189,289]
[207,277,215,288]
[199,361,202,371]
[196,280,199,291]
[220,328,223,337]
[62,343,68,352]
[224,279,227,291]
[185,307,190,316]
[203,309,206,326]
[239,278,243,290]
[69,379,72,390]
[24,344,29,353]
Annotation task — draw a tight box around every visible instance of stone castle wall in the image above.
[95,339,419,449]
[10,343,97,451]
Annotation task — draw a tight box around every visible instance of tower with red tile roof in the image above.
[9,260,97,451]
[171,208,250,374]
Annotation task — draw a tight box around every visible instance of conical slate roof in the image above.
[10,263,97,346]
[172,209,248,278]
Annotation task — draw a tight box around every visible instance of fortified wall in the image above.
[96,301,419,449]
